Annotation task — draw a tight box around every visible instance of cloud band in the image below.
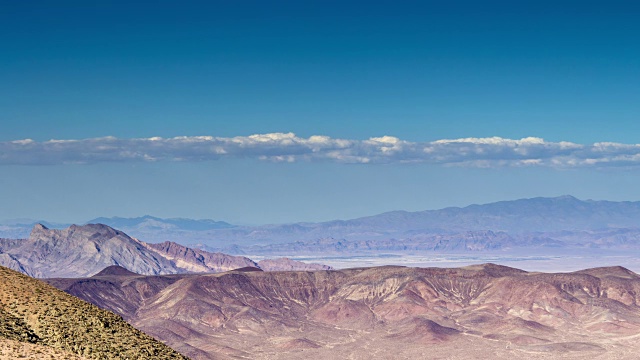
[2,133,640,168]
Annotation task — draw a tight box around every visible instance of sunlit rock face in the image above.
[1,224,333,278]
[0,265,186,359]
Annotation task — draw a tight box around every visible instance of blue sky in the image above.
[2,1,640,224]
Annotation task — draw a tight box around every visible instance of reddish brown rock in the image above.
[46,264,640,359]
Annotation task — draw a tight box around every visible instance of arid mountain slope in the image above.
[0,224,329,278]
[0,265,186,359]
[2,223,179,277]
[143,241,257,273]
[48,264,640,359]
[0,339,89,360]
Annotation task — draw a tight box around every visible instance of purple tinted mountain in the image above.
[9,195,633,253]
[236,231,547,255]
[0,219,70,239]
[0,224,330,278]
[142,240,257,274]
[4,196,640,256]
[0,216,232,239]
[0,223,176,277]
[47,264,640,359]
[199,195,640,246]
[4,195,635,243]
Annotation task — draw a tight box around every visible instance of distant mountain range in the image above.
[0,223,330,278]
[207,195,640,246]
[4,196,640,255]
[87,215,235,231]
[121,195,640,253]
[0,215,234,238]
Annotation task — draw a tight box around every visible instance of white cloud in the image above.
[2,133,640,168]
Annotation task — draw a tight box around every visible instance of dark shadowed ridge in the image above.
[93,265,140,277]
[232,266,264,272]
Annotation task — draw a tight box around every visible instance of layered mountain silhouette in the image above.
[4,196,640,253]
[4,196,640,359]
[47,263,640,359]
[0,265,186,359]
[198,196,640,250]
[200,195,640,253]
[0,223,329,278]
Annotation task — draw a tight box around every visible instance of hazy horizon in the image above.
[1,194,637,226]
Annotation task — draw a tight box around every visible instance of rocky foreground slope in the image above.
[0,224,329,278]
[48,264,640,359]
[0,265,186,359]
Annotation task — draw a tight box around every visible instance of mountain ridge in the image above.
[83,196,640,249]
[0,223,332,278]
[87,215,235,231]
[46,263,640,359]
[4,196,640,255]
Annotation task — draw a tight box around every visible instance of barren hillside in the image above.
[0,265,187,359]
[48,264,640,359]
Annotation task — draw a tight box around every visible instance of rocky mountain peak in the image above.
[68,223,122,238]
[32,223,48,230]
[1,223,330,278]
[29,223,50,237]
[29,223,125,243]
[14,223,177,277]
